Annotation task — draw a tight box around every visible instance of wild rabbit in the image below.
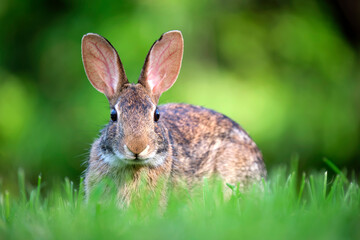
[82,30,266,204]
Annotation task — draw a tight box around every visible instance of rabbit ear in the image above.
[82,33,128,99]
[139,30,183,101]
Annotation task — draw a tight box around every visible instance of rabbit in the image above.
[81,30,266,205]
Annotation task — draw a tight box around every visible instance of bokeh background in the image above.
[0,0,359,188]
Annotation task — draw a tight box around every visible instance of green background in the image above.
[0,0,359,189]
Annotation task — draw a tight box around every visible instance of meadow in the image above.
[1,161,359,240]
[1,1,359,239]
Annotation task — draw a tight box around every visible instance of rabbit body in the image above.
[82,31,266,204]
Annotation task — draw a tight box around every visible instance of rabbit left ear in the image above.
[138,31,184,102]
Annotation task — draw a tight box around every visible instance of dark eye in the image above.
[154,108,160,122]
[110,109,117,121]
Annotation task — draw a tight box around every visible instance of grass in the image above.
[0,165,359,240]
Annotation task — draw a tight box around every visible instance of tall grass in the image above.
[0,166,359,240]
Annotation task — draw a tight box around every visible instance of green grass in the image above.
[0,166,359,240]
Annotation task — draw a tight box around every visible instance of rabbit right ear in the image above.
[81,33,128,99]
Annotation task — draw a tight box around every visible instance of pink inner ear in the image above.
[88,41,118,95]
[145,32,183,96]
[82,34,121,97]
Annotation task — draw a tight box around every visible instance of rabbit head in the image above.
[81,31,183,167]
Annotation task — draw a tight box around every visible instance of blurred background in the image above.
[0,0,359,189]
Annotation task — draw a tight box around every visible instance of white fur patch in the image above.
[147,153,167,167]
[250,163,259,172]
[138,145,150,157]
[100,151,126,167]
[232,128,251,142]
[123,145,134,157]
[211,139,222,151]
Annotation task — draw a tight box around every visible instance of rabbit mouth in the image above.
[118,149,167,167]
[101,148,157,167]
[120,158,152,165]
[123,145,156,158]
[118,150,157,165]
[100,144,162,167]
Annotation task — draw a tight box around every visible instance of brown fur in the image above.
[82,31,266,206]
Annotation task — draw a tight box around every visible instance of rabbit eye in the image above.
[110,109,117,121]
[154,108,160,122]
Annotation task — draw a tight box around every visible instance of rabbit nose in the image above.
[125,140,148,156]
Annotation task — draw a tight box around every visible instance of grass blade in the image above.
[5,191,10,221]
[323,171,327,199]
[36,174,42,207]
[323,158,348,184]
[297,172,306,205]
[18,169,26,204]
